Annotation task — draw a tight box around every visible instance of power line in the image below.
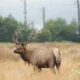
[24,0,27,30]
[42,7,45,27]
[21,0,78,28]
[20,1,43,20]
[77,0,80,23]
[20,0,27,29]
[27,4,42,16]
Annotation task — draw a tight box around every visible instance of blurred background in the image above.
[0,0,80,42]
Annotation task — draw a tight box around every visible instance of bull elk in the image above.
[13,29,62,73]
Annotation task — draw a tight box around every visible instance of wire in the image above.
[20,0,77,23]
[27,4,41,13]
[27,5,42,19]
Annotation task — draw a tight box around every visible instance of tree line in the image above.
[0,14,80,42]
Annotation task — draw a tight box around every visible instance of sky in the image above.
[0,0,78,29]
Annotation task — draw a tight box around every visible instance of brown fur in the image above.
[14,44,62,73]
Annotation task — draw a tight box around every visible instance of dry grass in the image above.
[0,42,80,80]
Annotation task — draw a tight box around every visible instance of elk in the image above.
[13,30,62,73]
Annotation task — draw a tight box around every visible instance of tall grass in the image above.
[0,42,80,80]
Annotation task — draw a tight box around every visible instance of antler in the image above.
[13,29,21,45]
[13,28,40,45]
[25,29,40,44]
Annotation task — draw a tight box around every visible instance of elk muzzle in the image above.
[14,49,18,53]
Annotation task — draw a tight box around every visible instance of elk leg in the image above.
[56,62,61,74]
[50,66,56,74]
[37,66,42,72]
[33,65,40,71]
[48,60,56,74]
[53,68,56,74]
[33,66,37,71]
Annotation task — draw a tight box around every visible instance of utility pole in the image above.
[31,20,34,30]
[77,0,80,34]
[24,0,27,30]
[42,7,45,27]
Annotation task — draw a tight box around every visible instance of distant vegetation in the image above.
[0,14,80,42]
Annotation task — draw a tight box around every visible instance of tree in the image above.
[0,16,5,41]
[0,15,79,42]
[3,14,18,42]
[0,15,33,42]
[44,18,67,41]
[35,28,52,42]
[59,18,77,41]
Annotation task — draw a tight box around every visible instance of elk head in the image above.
[13,29,39,54]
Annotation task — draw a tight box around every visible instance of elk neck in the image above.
[20,48,33,62]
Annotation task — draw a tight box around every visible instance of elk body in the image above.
[14,46,55,70]
[13,30,62,73]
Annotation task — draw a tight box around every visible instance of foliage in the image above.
[35,28,52,42]
[0,14,33,42]
[35,18,78,42]
[0,15,79,42]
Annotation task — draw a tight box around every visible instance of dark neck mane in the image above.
[20,49,33,62]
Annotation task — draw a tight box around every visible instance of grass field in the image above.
[0,42,80,80]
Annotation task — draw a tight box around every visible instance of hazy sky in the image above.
[0,0,78,29]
